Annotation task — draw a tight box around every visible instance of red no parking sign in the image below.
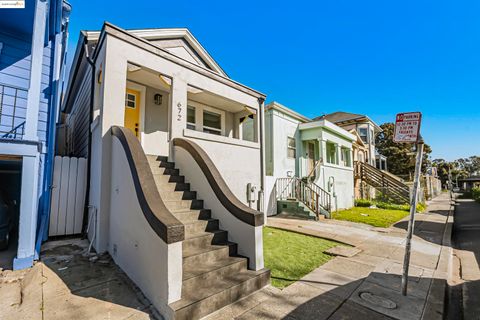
[394,112,422,143]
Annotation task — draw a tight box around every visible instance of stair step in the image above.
[158,182,191,192]
[181,258,249,296]
[172,209,212,222]
[184,218,219,234]
[158,190,197,201]
[164,199,203,211]
[169,268,270,320]
[183,230,228,252]
[153,173,185,184]
[183,242,237,266]
[146,155,175,168]
[183,256,247,281]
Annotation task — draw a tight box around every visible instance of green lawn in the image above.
[332,207,410,227]
[263,227,342,288]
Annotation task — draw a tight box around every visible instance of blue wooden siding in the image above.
[0,30,31,89]
[0,29,54,145]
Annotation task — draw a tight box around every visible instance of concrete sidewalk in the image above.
[205,193,453,320]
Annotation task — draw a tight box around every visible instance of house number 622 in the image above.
[177,102,182,121]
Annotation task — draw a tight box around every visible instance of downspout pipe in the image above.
[82,39,96,235]
[258,97,265,211]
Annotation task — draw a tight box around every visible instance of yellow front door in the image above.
[124,89,140,139]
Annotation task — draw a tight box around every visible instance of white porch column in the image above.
[14,155,40,269]
[336,144,341,165]
[169,76,187,161]
[319,139,327,163]
[92,43,128,253]
[24,0,48,140]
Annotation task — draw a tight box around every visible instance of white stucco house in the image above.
[264,102,356,218]
[315,112,410,204]
[60,22,269,319]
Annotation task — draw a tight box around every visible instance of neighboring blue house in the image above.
[0,0,71,269]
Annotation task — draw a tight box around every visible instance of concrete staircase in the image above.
[277,200,318,220]
[146,155,270,320]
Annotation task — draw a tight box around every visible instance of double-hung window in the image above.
[287,137,296,158]
[241,115,255,142]
[359,128,368,144]
[203,110,222,135]
[326,142,337,164]
[341,147,351,167]
[187,106,196,130]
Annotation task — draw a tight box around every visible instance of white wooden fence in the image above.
[49,156,87,236]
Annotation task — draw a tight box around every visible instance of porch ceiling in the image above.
[127,68,171,92]
[188,90,246,113]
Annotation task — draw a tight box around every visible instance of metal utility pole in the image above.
[401,140,424,296]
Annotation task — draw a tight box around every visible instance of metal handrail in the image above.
[276,177,331,218]
[0,83,27,140]
[1,121,25,139]
[306,158,323,182]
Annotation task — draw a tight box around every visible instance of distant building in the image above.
[264,102,356,217]
[314,111,385,169]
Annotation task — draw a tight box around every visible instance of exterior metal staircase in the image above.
[354,161,410,204]
[276,177,331,219]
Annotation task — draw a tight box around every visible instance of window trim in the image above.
[202,109,222,135]
[240,114,256,142]
[187,105,196,130]
[326,141,337,165]
[287,136,296,159]
[187,100,225,136]
[125,93,137,109]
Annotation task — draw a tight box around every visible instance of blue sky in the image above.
[66,0,480,161]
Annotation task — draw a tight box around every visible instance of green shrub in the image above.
[355,199,426,212]
[472,187,480,203]
[355,199,372,207]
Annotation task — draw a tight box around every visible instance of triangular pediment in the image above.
[126,28,227,77]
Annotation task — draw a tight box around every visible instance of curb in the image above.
[421,197,454,320]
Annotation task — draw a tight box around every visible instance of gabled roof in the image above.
[83,26,227,77]
[313,111,382,132]
[62,22,265,113]
[265,101,311,123]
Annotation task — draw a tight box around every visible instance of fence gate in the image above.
[49,156,87,236]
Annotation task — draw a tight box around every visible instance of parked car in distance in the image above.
[453,187,460,192]
[0,189,16,250]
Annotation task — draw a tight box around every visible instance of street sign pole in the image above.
[401,140,424,296]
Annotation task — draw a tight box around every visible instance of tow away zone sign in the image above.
[394,112,422,143]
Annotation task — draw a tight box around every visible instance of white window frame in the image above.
[326,141,337,165]
[287,137,296,159]
[240,114,256,142]
[359,127,368,144]
[341,147,351,167]
[187,100,225,136]
[187,105,196,130]
[125,92,137,109]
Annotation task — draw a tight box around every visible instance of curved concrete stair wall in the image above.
[147,155,270,319]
